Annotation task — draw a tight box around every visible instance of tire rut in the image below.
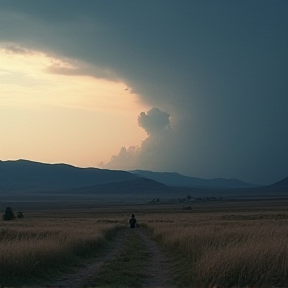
[136,229,174,288]
[44,228,129,288]
[31,228,174,288]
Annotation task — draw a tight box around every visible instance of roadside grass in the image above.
[146,212,288,288]
[85,229,150,288]
[0,214,122,286]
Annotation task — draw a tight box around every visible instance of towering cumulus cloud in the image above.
[138,108,171,136]
[103,108,172,171]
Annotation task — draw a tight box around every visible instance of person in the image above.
[129,214,137,228]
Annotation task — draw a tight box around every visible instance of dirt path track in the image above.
[45,229,129,288]
[138,229,174,288]
[43,227,173,288]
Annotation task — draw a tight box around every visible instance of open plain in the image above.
[1,196,288,288]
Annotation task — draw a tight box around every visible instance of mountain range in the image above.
[0,159,287,199]
[130,170,254,189]
[0,159,135,192]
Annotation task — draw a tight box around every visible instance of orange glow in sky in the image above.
[0,43,148,167]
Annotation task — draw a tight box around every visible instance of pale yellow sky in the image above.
[0,43,148,167]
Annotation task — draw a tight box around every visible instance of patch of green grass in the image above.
[85,230,150,288]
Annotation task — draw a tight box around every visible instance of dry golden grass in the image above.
[1,199,288,288]
[145,211,288,287]
[0,211,122,283]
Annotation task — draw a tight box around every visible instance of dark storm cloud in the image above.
[46,62,118,81]
[1,0,287,184]
[138,108,171,136]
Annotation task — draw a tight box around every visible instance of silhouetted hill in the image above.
[1,159,286,200]
[130,170,254,189]
[268,176,288,189]
[218,175,288,198]
[69,177,169,195]
[0,159,136,192]
[0,159,219,199]
[62,177,223,200]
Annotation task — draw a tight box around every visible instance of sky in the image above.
[0,1,287,185]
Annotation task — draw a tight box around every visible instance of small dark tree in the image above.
[3,206,15,221]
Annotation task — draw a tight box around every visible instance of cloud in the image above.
[100,146,141,170]
[1,1,287,184]
[138,108,171,136]
[3,44,31,55]
[46,61,119,81]
[103,108,173,171]
[0,41,120,82]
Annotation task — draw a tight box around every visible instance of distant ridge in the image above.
[68,177,168,195]
[220,175,288,197]
[0,159,136,192]
[1,159,286,199]
[266,176,288,189]
[129,170,255,189]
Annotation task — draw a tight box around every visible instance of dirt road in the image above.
[44,227,173,288]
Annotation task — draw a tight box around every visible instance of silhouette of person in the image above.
[129,214,137,228]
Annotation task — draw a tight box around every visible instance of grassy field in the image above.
[0,197,288,287]
[142,199,288,287]
[147,213,288,287]
[0,209,122,285]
